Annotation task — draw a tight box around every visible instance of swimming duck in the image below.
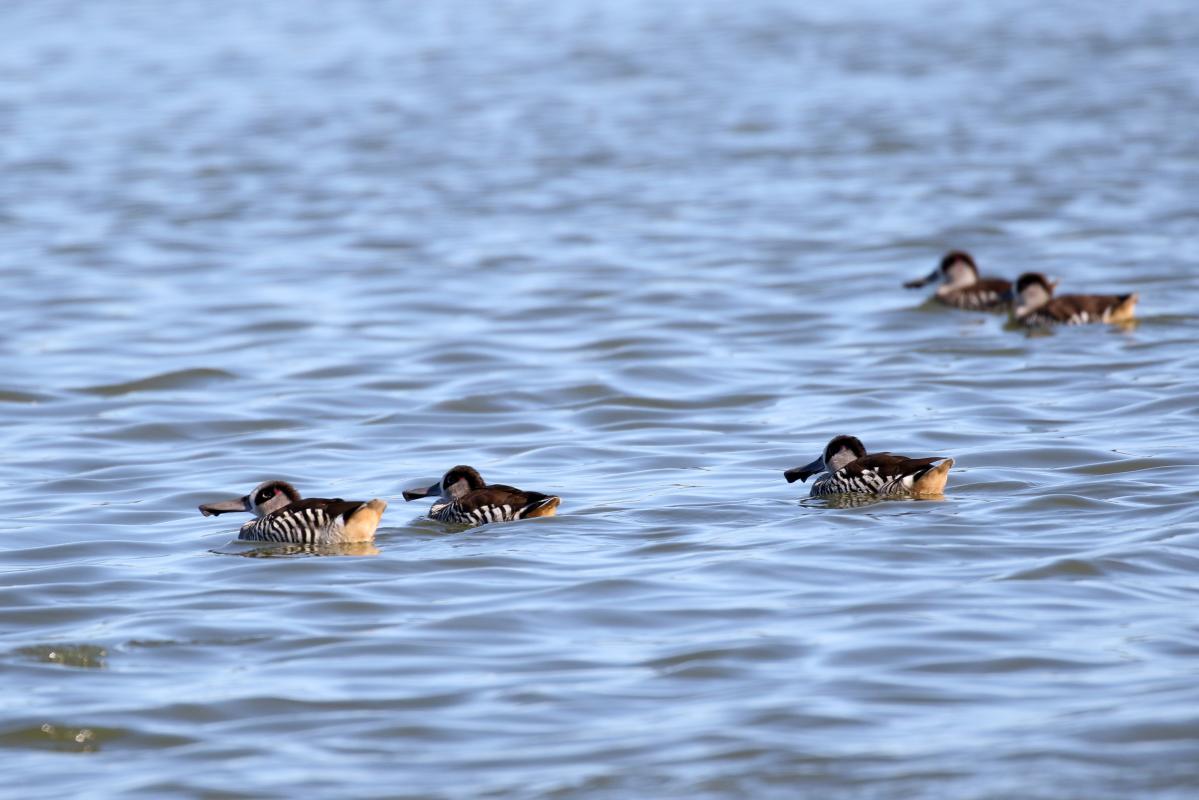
[784,435,953,497]
[402,465,560,526]
[1012,272,1138,327]
[904,250,1012,311]
[199,480,387,544]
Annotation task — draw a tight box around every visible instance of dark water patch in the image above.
[228,318,316,335]
[287,364,369,380]
[0,723,122,753]
[12,643,108,669]
[348,235,420,251]
[0,389,53,404]
[75,368,237,397]
[123,635,274,652]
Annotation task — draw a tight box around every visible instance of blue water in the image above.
[2,1,1198,797]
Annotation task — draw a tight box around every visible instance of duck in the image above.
[198,480,387,544]
[784,435,953,497]
[1012,272,1138,327]
[402,465,560,526]
[904,250,1013,311]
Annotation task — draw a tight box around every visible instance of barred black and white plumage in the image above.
[785,435,953,499]
[904,251,1013,312]
[1012,272,1138,327]
[809,464,925,496]
[404,465,560,528]
[239,504,334,543]
[199,480,387,544]
[940,280,1013,311]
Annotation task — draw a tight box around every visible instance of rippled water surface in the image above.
[3,1,1199,797]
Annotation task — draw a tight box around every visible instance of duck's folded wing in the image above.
[944,278,1012,309]
[309,497,386,539]
[974,278,1013,300]
[459,485,559,520]
[262,497,367,528]
[849,453,945,484]
[1046,294,1133,323]
[296,497,372,521]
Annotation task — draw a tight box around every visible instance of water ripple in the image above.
[2,0,1198,797]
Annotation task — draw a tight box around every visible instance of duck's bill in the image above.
[784,457,824,484]
[402,482,440,502]
[903,268,939,289]
[199,495,251,516]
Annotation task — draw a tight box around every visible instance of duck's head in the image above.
[403,465,486,502]
[199,479,301,518]
[905,250,978,290]
[784,435,867,483]
[1013,272,1058,317]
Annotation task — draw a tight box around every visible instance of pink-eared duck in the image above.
[785,435,953,497]
[905,251,1013,311]
[1012,272,1138,327]
[402,466,560,526]
[199,480,387,544]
